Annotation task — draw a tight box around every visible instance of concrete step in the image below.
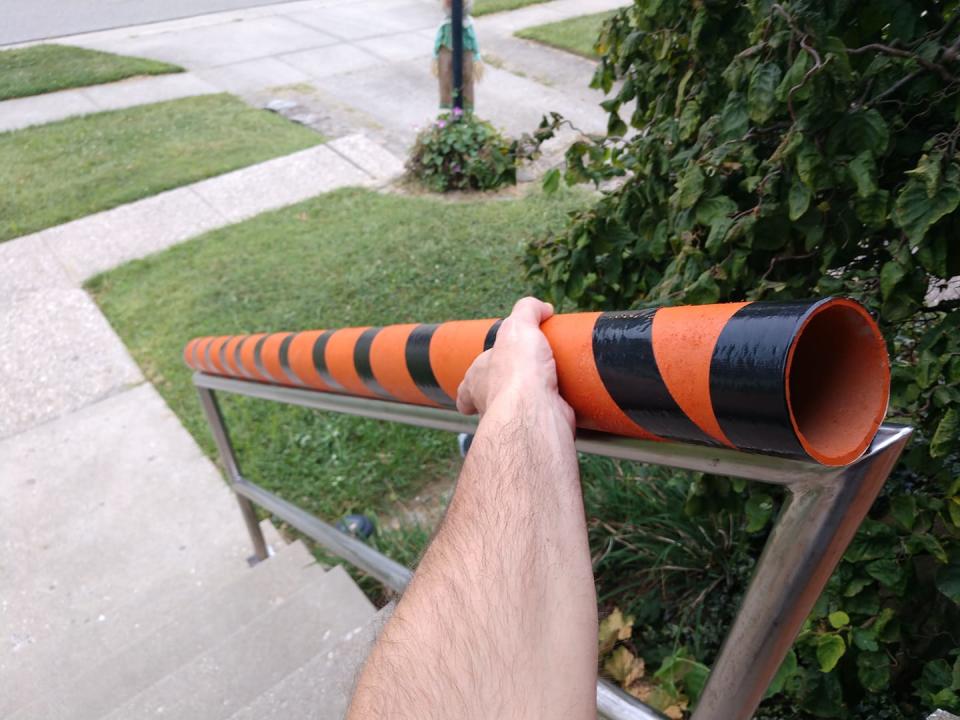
[228,604,393,720]
[1,519,285,717]
[12,539,318,720]
[0,384,255,677]
[102,564,376,720]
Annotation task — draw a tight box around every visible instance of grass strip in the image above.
[473,0,549,16]
[0,44,182,101]
[0,93,323,243]
[515,10,617,59]
[89,187,587,524]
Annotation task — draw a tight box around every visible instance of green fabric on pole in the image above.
[433,20,481,60]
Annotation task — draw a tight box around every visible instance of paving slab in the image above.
[0,289,143,437]
[355,29,434,62]
[0,383,252,673]
[195,56,314,94]
[0,236,72,297]
[0,89,99,133]
[279,43,384,79]
[74,15,341,69]
[188,144,373,222]
[327,133,406,179]
[81,71,217,110]
[38,185,227,283]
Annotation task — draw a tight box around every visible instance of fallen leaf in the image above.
[599,608,634,655]
[604,646,645,687]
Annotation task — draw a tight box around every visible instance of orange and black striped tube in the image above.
[184,297,890,466]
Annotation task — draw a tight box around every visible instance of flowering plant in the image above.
[407,111,518,192]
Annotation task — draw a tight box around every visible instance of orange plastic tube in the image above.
[184,298,890,466]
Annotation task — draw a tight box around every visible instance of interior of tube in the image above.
[785,300,890,466]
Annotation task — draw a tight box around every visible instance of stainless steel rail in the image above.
[193,371,912,720]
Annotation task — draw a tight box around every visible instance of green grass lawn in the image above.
[89,187,587,532]
[515,10,617,59]
[0,44,182,101]
[473,0,548,16]
[0,93,322,243]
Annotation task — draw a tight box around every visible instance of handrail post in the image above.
[196,385,269,563]
[691,426,913,720]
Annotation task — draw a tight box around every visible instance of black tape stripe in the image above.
[313,330,345,391]
[203,339,215,373]
[405,324,455,408]
[593,309,719,446]
[234,337,252,379]
[354,327,391,398]
[278,333,302,385]
[483,319,503,351]
[253,335,271,380]
[218,338,230,375]
[709,300,821,459]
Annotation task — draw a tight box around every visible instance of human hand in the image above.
[456,297,575,430]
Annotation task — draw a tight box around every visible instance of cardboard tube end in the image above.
[786,299,890,466]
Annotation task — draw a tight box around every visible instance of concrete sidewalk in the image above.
[32,0,625,153]
[0,133,402,436]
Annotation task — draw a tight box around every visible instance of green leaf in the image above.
[847,110,889,155]
[865,557,902,588]
[879,260,907,301]
[906,533,949,563]
[854,190,889,228]
[542,168,561,194]
[816,634,846,672]
[936,560,960,603]
[776,52,810,102]
[931,408,959,458]
[890,495,916,530]
[789,179,812,221]
[748,62,782,124]
[857,651,891,692]
[906,151,943,198]
[684,269,721,304]
[828,610,850,629]
[852,627,879,651]
[844,576,872,597]
[745,492,775,532]
[764,650,798,698]
[796,141,831,191]
[847,151,877,198]
[695,195,738,225]
[675,164,705,209]
[719,92,749,140]
[894,164,960,246]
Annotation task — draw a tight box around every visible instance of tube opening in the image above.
[786,300,890,466]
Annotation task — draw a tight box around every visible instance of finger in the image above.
[456,351,489,414]
[509,296,554,328]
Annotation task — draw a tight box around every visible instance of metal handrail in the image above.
[193,371,912,720]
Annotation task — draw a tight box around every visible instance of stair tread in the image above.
[228,603,392,720]
[13,539,317,720]
[2,520,286,717]
[102,564,375,720]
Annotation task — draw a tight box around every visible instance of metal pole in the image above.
[196,386,269,563]
[691,425,913,720]
[451,0,464,110]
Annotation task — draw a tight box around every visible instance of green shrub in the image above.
[407,111,518,191]
[525,1,960,716]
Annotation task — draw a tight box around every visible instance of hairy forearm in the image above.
[348,392,597,719]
